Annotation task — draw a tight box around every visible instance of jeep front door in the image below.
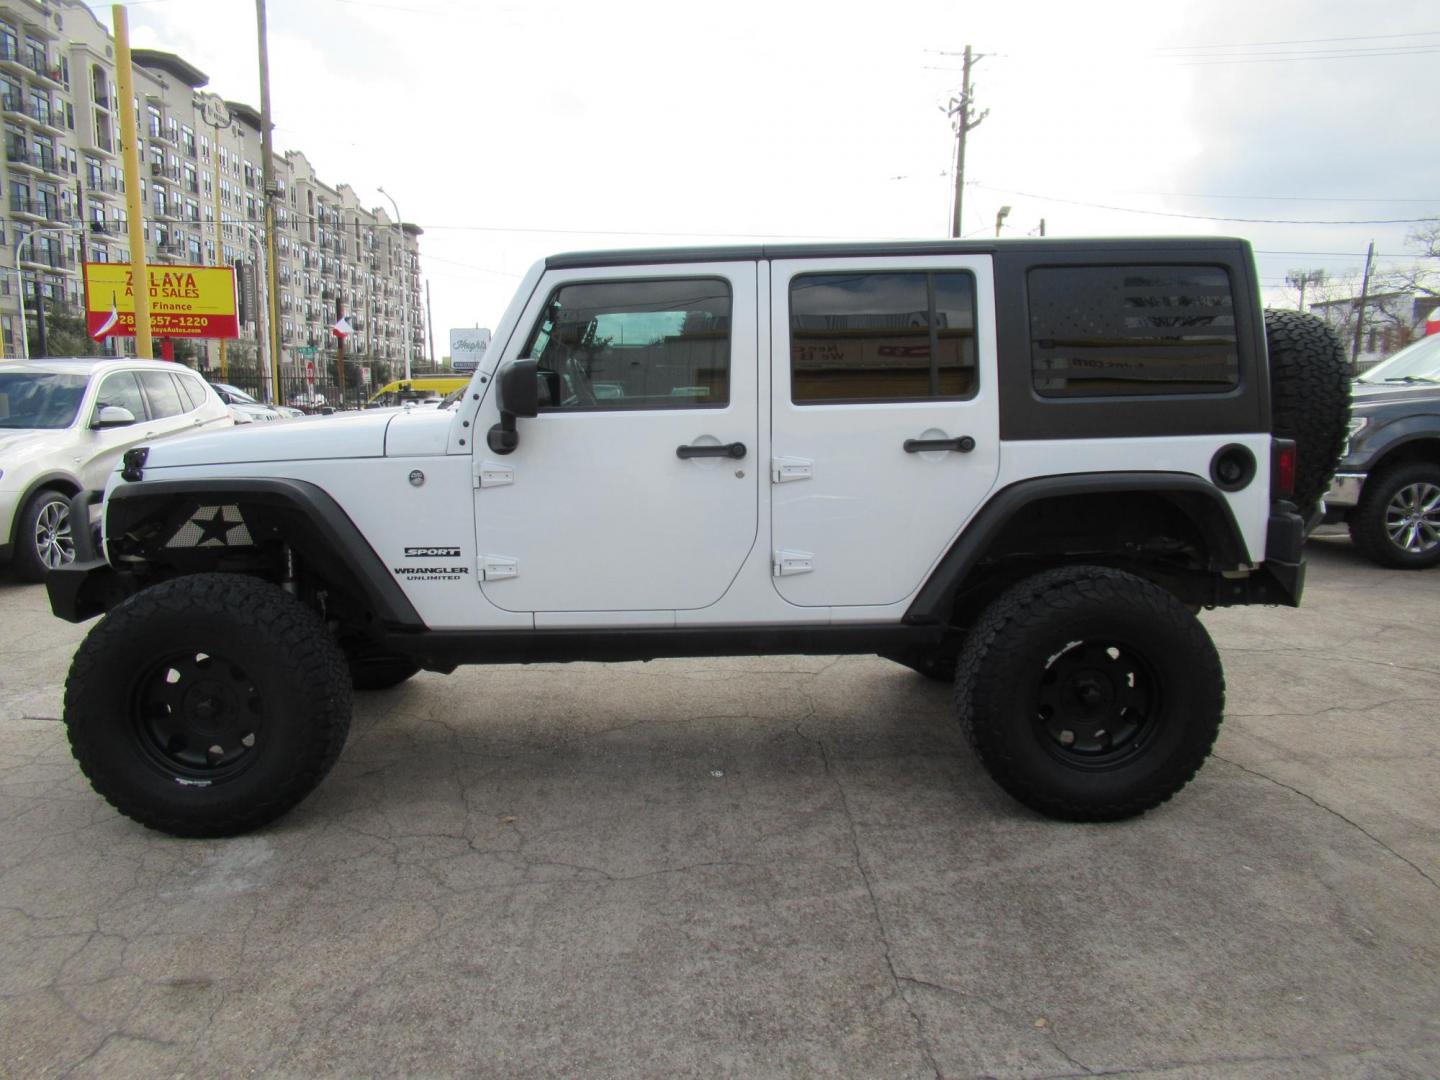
[769,256,1000,608]
[474,264,758,616]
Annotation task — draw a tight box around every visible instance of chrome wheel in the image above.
[33,498,75,569]
[1384,481,1440,555]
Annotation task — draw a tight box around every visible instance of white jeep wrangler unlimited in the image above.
[48,238,1350,836]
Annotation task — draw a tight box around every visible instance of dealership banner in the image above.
[83,263,239,339]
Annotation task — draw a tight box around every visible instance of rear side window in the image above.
[1028,266,1239,397]
[790,271,977,404]
[523,278,731,411]
[137,370,184,418]
[175,372,211,411]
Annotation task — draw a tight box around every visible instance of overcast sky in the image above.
[109,0,1440,350]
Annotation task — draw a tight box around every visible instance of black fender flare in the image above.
[103,477,424,627]
[904,472,1251,625]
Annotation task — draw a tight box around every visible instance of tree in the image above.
[32,300,96,358]
[1397,219,1440,302]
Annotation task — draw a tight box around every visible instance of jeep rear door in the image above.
[769,255,1000,608]
[474,262,759,616]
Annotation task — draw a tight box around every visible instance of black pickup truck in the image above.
[1324,334,1440,568]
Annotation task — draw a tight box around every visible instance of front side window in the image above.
[1028,265,1239,397]
[95,371,145,420]
[789,271,977,404]
[523,278,731,411]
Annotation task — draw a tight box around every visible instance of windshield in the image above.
[216,383,260,405]
[0,372,88,429]
[1357,334,1440,384]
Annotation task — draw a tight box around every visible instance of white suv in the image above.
[46,239,1351,836]
[0,358,230,579]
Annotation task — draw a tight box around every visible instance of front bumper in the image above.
[45,491,135,622]
[0,488,20,559]
[1325,472,1366,509]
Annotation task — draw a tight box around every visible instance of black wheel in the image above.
[349,652,421,691]
[1348,462,1440,569]
[64,573,352,837]
[1264,309,1351,515]
[881,647,960,683]
[12,488,76,581]
[954,566,1224,821]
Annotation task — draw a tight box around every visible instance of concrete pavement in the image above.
[1,538,1437,1078]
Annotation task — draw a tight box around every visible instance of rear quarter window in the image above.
[1029,265,1239,397]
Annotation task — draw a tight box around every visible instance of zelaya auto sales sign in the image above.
[83,263,239,339]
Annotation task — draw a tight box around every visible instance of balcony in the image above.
[9,197,44,219]
[30,61,65,89]
[20,250,69,271]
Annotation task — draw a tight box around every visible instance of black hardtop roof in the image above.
[546,236,1252,270]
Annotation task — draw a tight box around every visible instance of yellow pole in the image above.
[112,5,152,358]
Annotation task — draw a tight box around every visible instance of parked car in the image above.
[1324,333,1440,567]
[1,358,231,579]
[46,238,1352,837]
[210,382,285,425]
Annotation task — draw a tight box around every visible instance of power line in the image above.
[969,184,1436,225]
[1152,29,1440,51]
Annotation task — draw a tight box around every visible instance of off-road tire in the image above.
[1347,461,1440,569]
[12,488,74,582]
[1264,308,1351,515]
[954,566,1224,821]
[64,573,353,837]
[349,653,422,691]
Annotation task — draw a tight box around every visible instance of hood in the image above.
[142,408,395,470]
[1350,381,1440,410]
[384,406,458,456]
[0,427,68,469]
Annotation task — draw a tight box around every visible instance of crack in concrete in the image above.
[1028,1039,1440,1078]
[1226,695,1436,721]
[1224,646,1440,679]
[1214,754,1440,892]
[802,720,942,1080]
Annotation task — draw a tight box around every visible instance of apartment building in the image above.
[0,0,424,393]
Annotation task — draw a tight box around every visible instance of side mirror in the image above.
[92,405,137,429]
[487,360,539,454]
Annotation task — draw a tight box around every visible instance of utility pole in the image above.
[426,279,435,366]
[256,0,283,404]
[1286,268,1326,313]
[1351,241,1375,374]
[945,45,988,239]
[113,4,152,358]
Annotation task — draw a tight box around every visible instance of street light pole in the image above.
[377,186,410,381]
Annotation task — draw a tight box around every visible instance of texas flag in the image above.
[331,316,353,339]
[91,293,120,340]
[1426,307,1440,337]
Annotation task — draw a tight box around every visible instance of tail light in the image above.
[1272,439,1297,500]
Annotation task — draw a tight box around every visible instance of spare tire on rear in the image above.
[1264,308,1351,516]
